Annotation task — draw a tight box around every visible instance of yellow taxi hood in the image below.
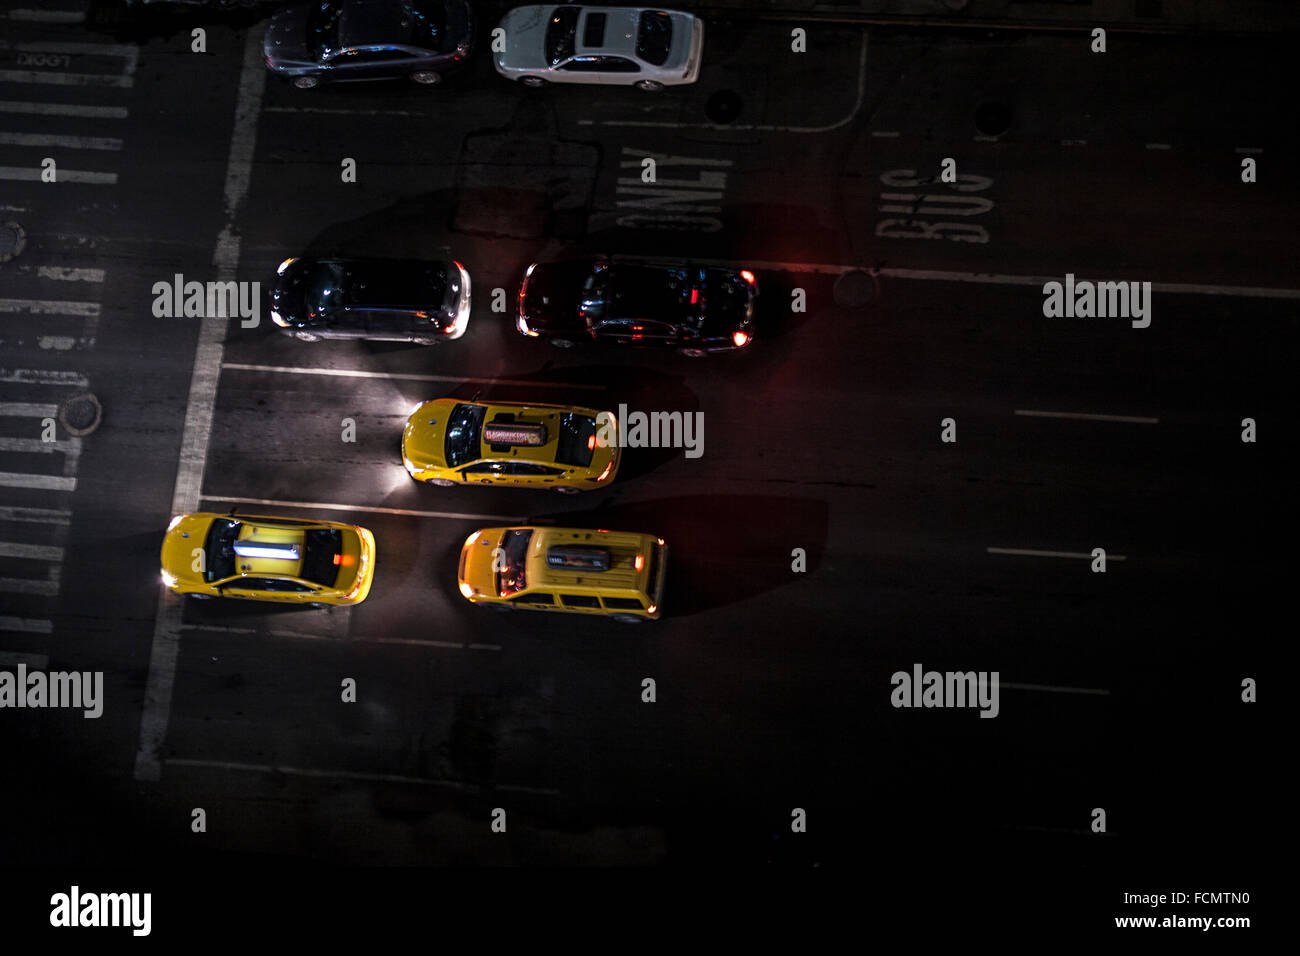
[403,400,450,469]
[460,528,505,596]
[160,513,216,586]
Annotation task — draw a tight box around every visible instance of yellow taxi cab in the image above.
[160,512,376,606]
[402,398,618,493]
[458,525,667,623]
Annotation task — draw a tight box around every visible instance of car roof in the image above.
[471,400,596,465]
[338,0,416,47]
[575,6,640,57]
[525,527,654,593]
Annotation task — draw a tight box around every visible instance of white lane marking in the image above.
[0,132,122,151]
[263,106,427,116]
[1060,139,1087,145]
[137,29,268,786]
[0,299,100,317]
[37,337,77,351]
[179,624,500,650]
[8,41,139,76]
[973,134,999,142]
[0,650,49,667]
[1145,143,1171,150]
[1014,409,1159,424]
[202,495,520,523]
[0,402,58,416]
[0,436,82,455]
[164,758,556,794]
[871,130,900,137]
[0,576,59,596]
[3,9,85,23]
[0,166,117,184]
[987,547,1128,561]
[1234,147,1264,154]
[0,369,88,386]
[0,70,131,88]
[0,617,53,633]
[0,505,71,524]
[0,100,127,118]
[1001,682,1110,696]
[582,33,867,134]
[0,541,65,562]
[367,637,502,651]
[33,266,106,282]
[221,363,606,390]
[0,472,76,491]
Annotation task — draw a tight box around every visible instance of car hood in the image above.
[520,262,589,333]
[495,5,550,71]
[160,514,216,587]
[403,401,449,469]
[460,529,504,596]
[264,4,313,67]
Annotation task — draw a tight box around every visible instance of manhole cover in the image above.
[975,102,1012,137]
[0,222,26,262]
[833,270,879,308]
[59,392,102,436]
[705,89,743,125]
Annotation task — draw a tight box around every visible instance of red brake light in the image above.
[333,554,342,566]
[635,554,645,571]
[732,330,750,347]
[739,270,756,285]
[690,288,699,304]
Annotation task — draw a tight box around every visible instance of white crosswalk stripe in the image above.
[0,371,86,640]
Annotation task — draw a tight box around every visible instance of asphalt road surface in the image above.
[0,0,1288,934]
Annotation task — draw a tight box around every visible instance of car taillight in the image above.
[635,555,645,571]
[732,330,750,347]
[595,459,614,482]
[739,270,756,285]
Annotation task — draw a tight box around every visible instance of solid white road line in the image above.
[871,130,900,137]
[220,362,607,390]
[0,369,88,386]
[137,29,268,785]
[0,617,53,633]
[0,402,58,417]
[0,100,128,118]
[0,436,81,455]
[987,547,1128,561]
[1014,409,1159,424]
[0,472,76,491]
[8,41,139,76]
[0,651,50,667]
[1145,143,1171,150]
[34,266,106,282]
[0,70,132,89]
[3,9,85,23]
[163,758,556,794]
[0,505,71,524]
[1234,147,1264,154]
[0,166,117,184]
[202,495,520,523]
[0,541,65,562]
[0,132,122,151]
[0,299,100,317]
[0,577,59,596]
[1001,682,1110,696]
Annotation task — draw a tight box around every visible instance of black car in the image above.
[516,257,758,357]
[270,256,471,344]
[264,0,473,89]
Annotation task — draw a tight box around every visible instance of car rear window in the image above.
[555,413,597,468]
[636,11,672,65]
[496,529,534,597]
[582,11,606,47]
[545,6,580,65]
[603,597,645,611]
[300,528,343,586]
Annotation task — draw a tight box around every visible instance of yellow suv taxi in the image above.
[403,398,618,493]
[160,512,376,606]
[458,526,667,623]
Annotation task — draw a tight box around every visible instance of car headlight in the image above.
[161,570,177,588]
[277,257,298,276]
[167,514,183,532]
[270,308,287,327]
[403,453,418,474]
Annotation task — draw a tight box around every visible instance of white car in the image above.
[494,5,704,91]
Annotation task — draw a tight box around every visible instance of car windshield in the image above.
[636,11,672,65]
[444,402,487,467]
[307,1,344,58]
[307,261,346,317]
[555,413,597,467]
[545,6,579,66]
[300,529,343,586]
[579,265,609,323]
[408,0,449,50]
[204,518,242,582]
[495,529,534,597]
